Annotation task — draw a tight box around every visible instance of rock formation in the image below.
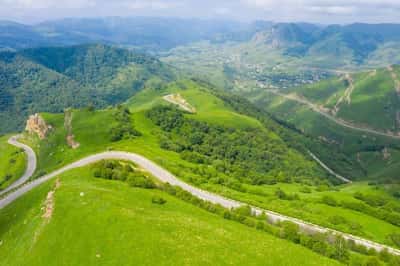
[25,113,51,139]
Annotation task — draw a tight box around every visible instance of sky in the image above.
[1,0,399,24]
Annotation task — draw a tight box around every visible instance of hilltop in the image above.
[0,44,174,133]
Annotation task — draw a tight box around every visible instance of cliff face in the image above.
[25,114,51,139]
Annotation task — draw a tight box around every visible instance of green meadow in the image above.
[13,80,400,249]
[0,166,342,266]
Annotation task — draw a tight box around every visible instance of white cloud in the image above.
[307,5,356,15]
[0,0,400,24]
[123,0,182,10]
[214,7,231,15]
[0,0,95,9]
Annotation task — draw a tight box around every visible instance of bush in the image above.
[233,205,252,217]
[280,221,300,243]
[364,257,383,266]
[329,237,349,263]
[127,174,156,189]
[321,195,338,206]
[328,215,347,225]
[300,186,312,193]
[275,188,287,199]
[388,233,400,247]
[152,196,167,205]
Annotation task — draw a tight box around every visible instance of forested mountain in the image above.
[0,44,175,133]
[0,17,246,51]
[2,17,400,65]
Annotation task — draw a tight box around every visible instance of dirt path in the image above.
[388,66,400,96]
[2,137,400,255]
[333,73,354,115]
[266,89,400,139]
[64,109,80,149]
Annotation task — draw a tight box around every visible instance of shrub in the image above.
[328,215,347,225]
[233,205,252,217]
[127,175,156,189]
[275,188,287,199]
[388,233,400,247]
[280,221,300,243]
[321,195,338,206]
[364,257,383,266]
[329,237,349,263]
[152,196,166,205]
[300,186,312,193]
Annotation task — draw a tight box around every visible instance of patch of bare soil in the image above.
[382,148,391,160]
[163,94,196,113]
[42,178,61,220]
[64,109,80,149]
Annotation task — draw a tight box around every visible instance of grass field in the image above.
[0,166,342,266]
[0,135,26,190]
[15,80,400,249]
[202,181,400,245]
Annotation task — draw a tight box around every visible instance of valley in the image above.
[1,17,400,266]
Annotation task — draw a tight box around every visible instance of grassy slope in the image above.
[254,89,400,181]
[0,135,26,190]
[291,67,400,133]
[337,69,398,131]
[204,181,400,245]
[128,80,263,129]
[18,81,400,247]
[0,166,340,266]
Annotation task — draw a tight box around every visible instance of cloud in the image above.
[0,0,95,9]
[0,0,400,24]
[124,0,182,10]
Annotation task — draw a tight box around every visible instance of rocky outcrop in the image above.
[25,113,51,139]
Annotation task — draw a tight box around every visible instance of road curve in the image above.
[2,138,400,255]
[0,136,37,196]
[266,89,400,140]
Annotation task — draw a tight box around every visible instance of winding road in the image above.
[265,89,400,140]
[0,135,37,196]
[1,136,400,255]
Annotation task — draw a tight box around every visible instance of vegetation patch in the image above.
[109,106,141,142]
[0,136,26,190]
[147,105,324,186]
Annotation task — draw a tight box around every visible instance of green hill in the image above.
[288,66,400,134]
[13,79,400,251]
[0,44,175,134]
[252,66,400,182]
[0,165,342,266]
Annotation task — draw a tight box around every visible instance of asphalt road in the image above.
[1,137,400,255]
[0,135,37,196]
